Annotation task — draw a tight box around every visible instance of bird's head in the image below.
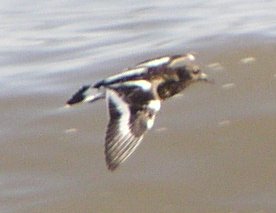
[168,53,211,84]
[187,65,209,82]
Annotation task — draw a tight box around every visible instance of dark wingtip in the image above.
[105,155,120,171]
[93,80,104,89]
[66,85,90,105]
[107,164,118,172]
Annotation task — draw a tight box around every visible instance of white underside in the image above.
[147,100,161,112]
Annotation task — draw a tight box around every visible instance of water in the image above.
[1,0,276,212]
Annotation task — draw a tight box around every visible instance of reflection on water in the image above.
[1,0,276,212]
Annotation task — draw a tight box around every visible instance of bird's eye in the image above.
[192,67,200,74]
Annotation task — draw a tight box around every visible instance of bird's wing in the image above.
[105,88,161,171]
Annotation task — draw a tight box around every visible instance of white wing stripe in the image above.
[168,54,195,68]
[121,80,152,91]
[106,89,130,136]
[104,67,146,83]
[137,57,170,67]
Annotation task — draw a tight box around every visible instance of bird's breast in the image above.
[157,79,184,100]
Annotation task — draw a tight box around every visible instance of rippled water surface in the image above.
[1,0,276,213]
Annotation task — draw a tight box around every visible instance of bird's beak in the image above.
[199,72,215,84]
[199,72,208,81]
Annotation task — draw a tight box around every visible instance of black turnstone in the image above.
[67,54,209,171]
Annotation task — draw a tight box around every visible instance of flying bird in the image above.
[66,54,209,171]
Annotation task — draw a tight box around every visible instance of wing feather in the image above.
[104,88,160,171]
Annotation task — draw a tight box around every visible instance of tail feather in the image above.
[67,85,104,106]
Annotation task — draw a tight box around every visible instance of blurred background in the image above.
[0,0,276,212]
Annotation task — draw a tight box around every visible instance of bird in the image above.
[66,53,209,171]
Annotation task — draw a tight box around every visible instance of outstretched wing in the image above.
[105,88,160,171]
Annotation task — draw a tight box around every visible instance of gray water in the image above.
[1,0,276,213]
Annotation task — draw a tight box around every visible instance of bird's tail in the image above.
[66,85,105,106]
